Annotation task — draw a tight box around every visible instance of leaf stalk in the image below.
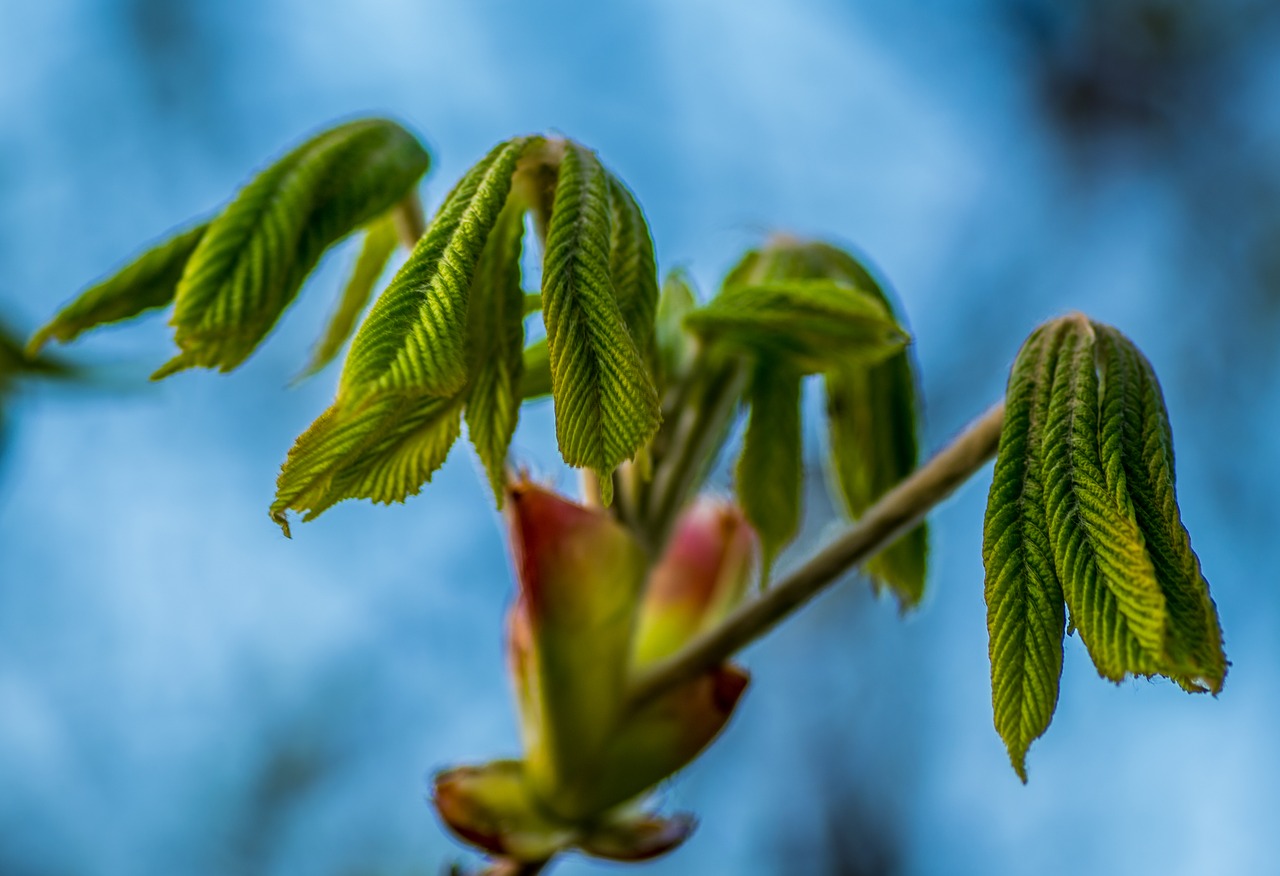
[625,400,1006,712]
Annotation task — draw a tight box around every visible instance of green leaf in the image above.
[3,321,81,384]
[736,361,802,577]
[29,221,209,354]
[826,357,928,607]
[720,237,928,602]
[270,390,464,534]
[1095,324,1226,693]
[155,118,430,378]
[339,136,535,399]
[1042,315,1168,682]
[982,321,1068,782]
[606,174,659,358]
[296,213,401,381]
[465,200,527,503]
[654,269,698,391]
[814,249,926,607]
[686,279,906,373]
[519,338,552,400]
[541,142,661,491]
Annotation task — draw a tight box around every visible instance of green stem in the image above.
[643,351,749,550]
[626,400,1006,711]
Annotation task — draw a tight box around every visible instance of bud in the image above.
[433,760,573,862]
[505,479,647,820]
[433,760,696,864]
[435,481,757,863]
[634,498,757,665]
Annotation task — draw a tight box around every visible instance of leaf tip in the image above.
[270,507,293,538]
[25,327,53,358]
[150,353,194,381]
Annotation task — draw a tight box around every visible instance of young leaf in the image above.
[1095,324,1226,692]
[654,269,697,391]
[723,237,928,604]
[296,213,401,381]
[541,142,661,492]
[465,200,527,503]
[736,361,802,577]
[339,136,536,400]
[271,391,464,534]
[826,358,928,607]
[685,279,906,373]
[155,118,430,378]
[606,175,659,358]
[519,339,552,401]
[29,221,209,354]
[1042,316,1168,682]
[983,321,1068,782]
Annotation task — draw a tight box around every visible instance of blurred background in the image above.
[2,1,1279,873]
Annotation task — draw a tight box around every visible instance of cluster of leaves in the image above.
[982,313,1226,780]
[25,118,1231,836]
[682,239,927,605]
[30,118,431,383]
[37,119,926,588]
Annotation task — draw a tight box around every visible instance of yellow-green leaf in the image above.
[338,136,535,399]
[1095,323,1226,692]
[983,321,1068,781]
[156,118,430,378]
[541,142,660,489]
[736,361,802,577]
[1043,316,1168,682]
[271,391,463,534]
[654,269,698,392]
[296,213,401,381]
[465,200,527,503]
[686,279,906,374]
[30,221,208,354]
[606,174,659,358]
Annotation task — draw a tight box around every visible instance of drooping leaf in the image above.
[29,221,209,354]
[983,321,1068,782]
[686,279,906,373]
[984,314,1228,780]
[722,237,928,603]
[3,321,81,384]
[1095,324,1226,692]
[816,250,926,606]
[519,339,552,401]
[827,358,927,607]
[654,269,697,392]
[339,136,535,399]
[541,142,661,495]
[1042,316,1168,682]
[155,118,430,378]
[465,200,527,503]
[606,174,659,358]
[270,390,463,534]
[736,361,802,577]
[295,213,401,381]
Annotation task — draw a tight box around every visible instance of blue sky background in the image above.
[2,1,1280,874]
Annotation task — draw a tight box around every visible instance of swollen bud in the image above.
[505,478,647,819]
[634,498,757,665]
[436,480,756,863]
